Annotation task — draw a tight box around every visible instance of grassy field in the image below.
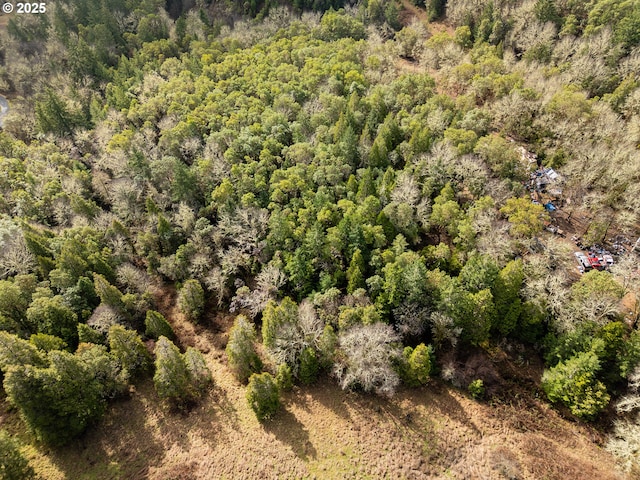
[17,372,623,479]
[7,289,623,480]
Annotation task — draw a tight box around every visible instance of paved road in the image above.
[0,94,8,127]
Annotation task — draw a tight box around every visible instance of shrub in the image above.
[542,351,610,419]
[402,343,434,387]
[468,379,485,400]
[0,430,34,479]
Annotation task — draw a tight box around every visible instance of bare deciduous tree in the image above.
[334,323,401,396]
[229,264,287,318]
[0,221,35,279]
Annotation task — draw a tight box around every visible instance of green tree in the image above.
[542,351,610,419]
[29,333,67,352]
[153,336,193,406]
[0,331,46,374]
[571,270,625,303]
[77,323,105,345]
[474,134,522,179]
[35,89,87,136]
[319,9,366,41]
[438,281,494,346]
[458,253,499,293]
[226,315,263,383]
[108,325,151,379]
[0,280,29,326]
[535,0,562,26]
[26,296,78,348]
[93,273,125,311]
[145,310,175,340]
[430,184,463,240]
[4,350,107,445]
[492,259,524,336]
[261,298,298,350]
[0,430,35,480]
[401,343,433,387]
[76,343,128,399]
[298,347,320,385]
[183,346,212,395]
[246,372,280,421]
[275,363,293,391]
[178,279,205,323]
[346,248,366,294]
[500,197,548,238]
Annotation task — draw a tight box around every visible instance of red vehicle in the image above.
[587,254,603,270]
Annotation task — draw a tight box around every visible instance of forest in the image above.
[0,0,640,477]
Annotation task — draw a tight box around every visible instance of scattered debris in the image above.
[573,244,616,274]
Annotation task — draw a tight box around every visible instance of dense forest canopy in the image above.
[1,0,640,475]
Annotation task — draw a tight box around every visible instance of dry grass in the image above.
[0,285,625,479]
[6,287,624,480]
[19,375,624,479]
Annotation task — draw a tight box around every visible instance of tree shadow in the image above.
[425,383,482,435]
[47,388,168,479]
[299,378,353,422]
[264,407,317,461]
[44,379,238,479]
[208,383,239,428]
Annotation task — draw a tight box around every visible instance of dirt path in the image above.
[398,0,455,36]
[399,0,429,26]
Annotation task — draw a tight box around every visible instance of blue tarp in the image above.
[544,202,557,211]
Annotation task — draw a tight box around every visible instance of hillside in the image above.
[23,303,622,480]
[0,0,640,478]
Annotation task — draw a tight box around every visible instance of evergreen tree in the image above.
[26,296,78,348]
[145,310,175,340]
[183,346,212,394]
[226,315,262,383]
[298,347,319,385]
[346,248,366,294]
[153,336,193,406]
[261,298,298,350]
[4,350,107,445]
[246,372,280,421]
[108,325,151,379]
[542,351,610,419]
[492,260,524,336]
[0,332,47,374]
[178,279,205,323]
